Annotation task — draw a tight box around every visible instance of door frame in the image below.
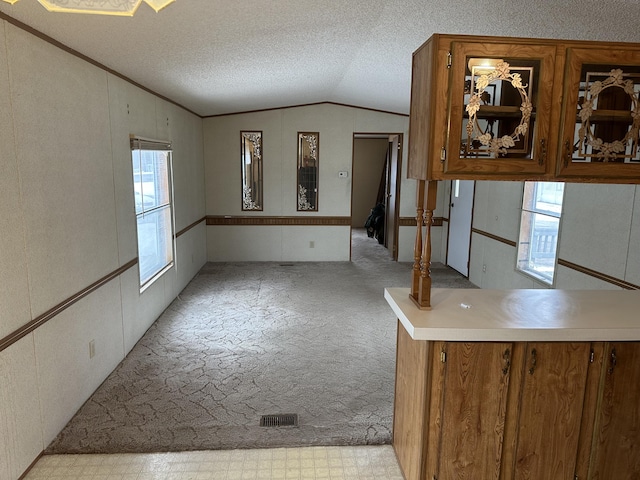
[350,132,403,261]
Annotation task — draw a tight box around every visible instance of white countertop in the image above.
[385,287,640,341]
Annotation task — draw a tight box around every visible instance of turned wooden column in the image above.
[411,180,437,309]
[411,180,425,300]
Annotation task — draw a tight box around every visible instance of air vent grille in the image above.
[260,414,298,427]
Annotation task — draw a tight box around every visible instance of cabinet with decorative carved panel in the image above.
[407,35,640,311]
[556,48,640,180]
[407,34,640,183]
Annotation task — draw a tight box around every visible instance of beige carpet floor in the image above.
[46,229,474,454]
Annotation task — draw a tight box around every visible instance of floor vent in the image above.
[260,414,298,427]
[279,263,294,267]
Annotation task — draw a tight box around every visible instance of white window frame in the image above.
[130,136,174,290]
[516,181,565,285]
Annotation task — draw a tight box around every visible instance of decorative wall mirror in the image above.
[297,132,319,211]
[240,131,263,210]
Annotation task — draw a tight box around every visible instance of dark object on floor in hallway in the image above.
[364,203,385,244]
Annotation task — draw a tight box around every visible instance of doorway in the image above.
[351,133,402,261]
[447,180,475,276]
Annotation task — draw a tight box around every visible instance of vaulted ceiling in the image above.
[1,0,638,117]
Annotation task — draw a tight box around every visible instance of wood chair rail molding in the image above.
[0,258,138,353]
[206,215,351,226]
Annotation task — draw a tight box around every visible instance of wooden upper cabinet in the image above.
[407,34,640,183]
[556,47,640,180]
[446,42,557,177]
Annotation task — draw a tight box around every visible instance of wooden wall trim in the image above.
[471,228,518,247]
[0,12,200,118]
[175,216,206,238]
[557,259,640,290]
[398,216,445,227]
[203,101,409,119]
[17,452,43,480]
[472,228,639,290]
[206,215,351,226]
[0,258,138,353]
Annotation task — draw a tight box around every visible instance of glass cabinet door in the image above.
[558,48,640,180]
[446,42,557,176]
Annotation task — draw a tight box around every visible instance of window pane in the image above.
[151,151,170,206]
[132,141,173,288]
[133,149,143,215]
[137,206,173,285]
[517,211,560,284]
[522,182,564,216]
[134,150,172,214]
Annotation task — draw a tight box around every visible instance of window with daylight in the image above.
[516,182,565,285]
[131,137,174,288]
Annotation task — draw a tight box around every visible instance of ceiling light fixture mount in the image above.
[1,0,175,15]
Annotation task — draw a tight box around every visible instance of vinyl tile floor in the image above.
[24,445,404,479]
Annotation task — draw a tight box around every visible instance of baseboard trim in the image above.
[17,451,43,480]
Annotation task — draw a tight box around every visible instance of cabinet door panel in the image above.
[446,42,557,176]
[436,342,513,480]
[557,48,640,180]
[590,342,640,479]
[514,342,590,480]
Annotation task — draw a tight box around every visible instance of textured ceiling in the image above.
[0,0,639,117]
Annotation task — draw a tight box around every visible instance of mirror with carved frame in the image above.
[240,131,263,211]
[297,132,319,211]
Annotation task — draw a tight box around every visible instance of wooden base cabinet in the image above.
[508,342,591,480]
[589,342,640,478]
[425,341,513,480]
[393,326,640,480]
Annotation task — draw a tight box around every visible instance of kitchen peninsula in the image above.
[393,33,640,480]
[387,287,640,480]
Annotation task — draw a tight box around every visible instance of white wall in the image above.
[203,104,414,262]
[0,20,206,480]
[467,180,640,290]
